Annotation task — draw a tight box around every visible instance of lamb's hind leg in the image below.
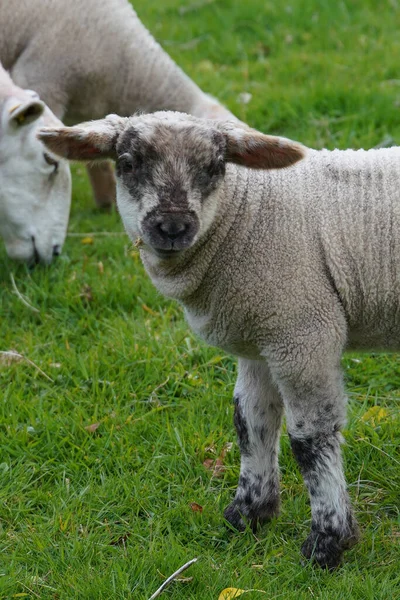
[274,342,360,569]
[224,358,283,531]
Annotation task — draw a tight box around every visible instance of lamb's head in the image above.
[38,111,305,259]
[0,90,71,264]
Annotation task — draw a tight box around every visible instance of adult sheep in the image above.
[39,111,400,569]
[0,0,239,209]
[0,62,71,264]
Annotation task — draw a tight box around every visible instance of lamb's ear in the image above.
[217,122,306,169]
[37,114,128,161]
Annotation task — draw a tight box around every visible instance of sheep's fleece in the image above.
[39,112,400,569]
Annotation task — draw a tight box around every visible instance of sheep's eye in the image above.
[44,152,59,173]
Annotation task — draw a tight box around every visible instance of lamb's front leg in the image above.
[273,341,360,569]
[224,358,283,531]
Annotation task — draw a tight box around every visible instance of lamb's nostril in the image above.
[52,244,61,257]
[158,221,187,241]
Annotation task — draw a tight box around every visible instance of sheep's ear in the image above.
[218,122,306,169]
[7,98,44,127]
[37,114,128,161]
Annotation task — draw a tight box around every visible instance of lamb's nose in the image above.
[52,244,61,257]
[158,219,188,242]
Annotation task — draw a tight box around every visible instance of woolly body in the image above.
[144,148,400,354]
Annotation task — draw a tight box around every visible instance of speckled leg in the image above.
[86,161,116,209]
[224,358,283,531]
[272,336,360,569]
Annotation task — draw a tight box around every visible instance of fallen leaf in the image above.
[190,502,203,513]
[361,406,389,426]
[218,588,247,600]
[98,261,104,274]
[203,458,215,470]
[213,457,225,476]
[85,423,100,433]
[203,457,225,477]
[81,237,94,245]
[142,303,159,316]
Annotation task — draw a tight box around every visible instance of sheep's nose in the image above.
[158,219,188,242]
[52,244,61,257]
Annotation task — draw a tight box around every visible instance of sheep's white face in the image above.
[0,94,71,264]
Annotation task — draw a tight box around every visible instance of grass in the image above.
[1,0,400,597]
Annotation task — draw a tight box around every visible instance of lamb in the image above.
[0,0,239,209]
[39,111,400,569]
[0,62,71,264]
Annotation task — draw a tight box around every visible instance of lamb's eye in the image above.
[118,153,134,172]
[43,152,59,173]
[197,171,211,187]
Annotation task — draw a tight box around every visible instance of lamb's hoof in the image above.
[301,525,360,570]
[224,503,247,532]
[224,497,279,533]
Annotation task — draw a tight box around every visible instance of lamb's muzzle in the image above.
[142,211,199,255]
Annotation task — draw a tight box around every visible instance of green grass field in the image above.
[1,0,400,598]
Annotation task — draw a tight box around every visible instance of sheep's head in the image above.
[39,111,305,259]
[0,90,71,264]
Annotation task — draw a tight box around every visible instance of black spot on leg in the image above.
[238,475,249,488]
[289,435,319,471]
[244,490,253,506]
[233,395,250,455]
[289,431,341,474]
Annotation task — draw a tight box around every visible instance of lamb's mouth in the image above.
[153,248,183,259]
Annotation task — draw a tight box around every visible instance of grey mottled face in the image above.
[115,121,226,258]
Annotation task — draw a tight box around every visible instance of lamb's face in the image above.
[38,111,306,262]
[0,96,71,264]
[115,119,226,258]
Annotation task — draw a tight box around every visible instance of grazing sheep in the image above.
[0,0,239,209]
[0,62,71,264]
[39,110,400,569]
